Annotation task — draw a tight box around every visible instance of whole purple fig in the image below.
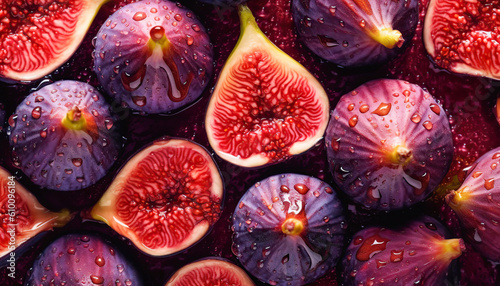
[9,80,122,191]
[342,217,464,285]
[93,0,213,114]
[292,0,418,67]
[446,146,500,262]
[232,173,345,285]
[325,79,453,210]
[25,234,143,285]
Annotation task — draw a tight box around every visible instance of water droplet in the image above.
[347,103,355,111]
[90,275,104,284]
[262,246,271,257]
[425,222,437,230]
[257,260,264,268]
[174,14,182,21]
[72,158,83,167]
[8,114,17,127]
[76,176,85,183]
[372,102,391,116]
[67,247,76,255]
[186,34,194,46]
[117,264,124,273]
[474,228,482,242]
[294,183,309,194]
[64,169,73,175]
[422,121,433,130]
[359,104,369,113]
[191,24,200,32]
[133,12,147,21]
[429,103,441,115]
[390,250,404,262]
[349,115,358,127]
[81,235,90,242]
[342,40,349,47]
[317,35,339,47]
[150,7,158,13]
[95,256,105,267]
[329,6,336,16]
[356,234,390,261]
[91,110,99,117]
[40,128,47,138]
[313,190,320,197]
[280,185,290,193]
[485,178,495,190]
[105,119,113,130]
[331,138,340,152]
[376,259,387,268]
[32,106,42,119]
[411,113,421,123]
[132,96,147,107]
[150,26,165,41]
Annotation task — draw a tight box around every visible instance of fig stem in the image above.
[238,4,259,33]
[445,187,469,209]
[61,106,87,131]
[370,28,404,49]
[389,145,412,166]
[281,217,305,236]
[436,238,465,262]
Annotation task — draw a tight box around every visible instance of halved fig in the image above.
[93,0,213,114]
[292,0,418,67]
[0,166,72,261]
[232,173,345,285]
[9,80,122,191]
[91,138,223,256]
[25,234,143,285]
[424,0,500,79]
[165,257,255,286]
[0,0,108,82]
[342,217,464,285]
[446,146,500,262]
[325,79,453,210]
[205,5,329,168]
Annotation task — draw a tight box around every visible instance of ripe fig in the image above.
[292,0,418,67]
[424,0,500,79]
[342,217,464,285]
[232,173,345,285]
[205,5,329,168]
[93,0,213,114]
[0,0,108,82]
[196,0,246,6]
[325,79,453,210]
[9,80,122,191]
[25,234,143,286]
[165,257,255,286]
[91,138,223,256]
[446,146,500,262]
[0,167,72,262]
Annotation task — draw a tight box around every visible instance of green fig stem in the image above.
[54,209,74,226]
[238,4,259,34]
[370,28,404,49]
[61,106,87,131]
[281,217,305,236]
[445,187,469,209]
[389,145,413,166]
[436,238,465,262]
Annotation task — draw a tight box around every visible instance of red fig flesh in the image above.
[0,0,108,82]
[205,5,329,168]
[91,138,223,256]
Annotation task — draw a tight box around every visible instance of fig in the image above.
[446,146,500,262]
[9,80,122,191]
[196,0,246,6]
[325,79,453,210]
[93,0,213,114]
[0,166,71,262]
[342,217,464,285]
[205,5,329,168]
[91,138,223,256]
[25,233,143,286]
[292,0,418,67]
[165,257,255,286]
[232,173,345,285]
[424,0,500,79]
[0,0,108,82]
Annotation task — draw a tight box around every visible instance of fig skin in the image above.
[232,173,345,286]
[9,80,122,191]
[205,5,329,168]
[292,0,418,68]
[325,79,453,210]
[93,0,213,114]
[196,0,247,6]
[25,233,143,286]
[342,217,464,286]
[424,0,500,80]
[0,0,108,82]
[0,167,72,263]
[446,146,500,262]
[165,257,255,286]
[91,138,224,257]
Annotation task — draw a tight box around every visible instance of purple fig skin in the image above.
[232,173,346,286]
[9,80,121,191]
[325,79,453,210]
[342,217,464,286]
[93,0,213,114]
[446,146,500,262]
[292,0,418,67]
[25,234,143,286]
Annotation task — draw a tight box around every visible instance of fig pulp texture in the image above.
[0,167,71,262]
[325,79,453,210]
[446,147,500,262]
[424,0,500,79]
[165,257,255,286]
[0,0,108,82]
[232,173,345,285]
[93,0,213,114]
[25,234,143,286]
[91,138,223,256]
[292,0,418,67]
[342,217,464,285]
[205,5,329,168]
[9,80,122,191]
